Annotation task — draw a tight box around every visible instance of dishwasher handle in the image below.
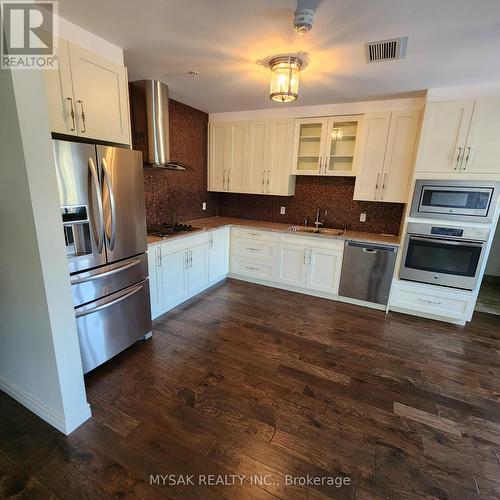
[346,240,398,253]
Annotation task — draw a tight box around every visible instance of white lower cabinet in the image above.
[277,245,308,287]
[277,244,343,294]
[148,230,227,320]
[389,280,475,325]
[208,228,229,284]
[306,247,343,295]
[230,228,345,298]
[161,247,189,311]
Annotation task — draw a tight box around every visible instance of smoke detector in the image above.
[294,8,314,34]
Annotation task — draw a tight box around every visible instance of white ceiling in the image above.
[58,0,500,113]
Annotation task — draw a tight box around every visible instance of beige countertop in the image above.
[147,217,400,247]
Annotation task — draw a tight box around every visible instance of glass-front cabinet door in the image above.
[292,115,362,176]
[323,115,362,176]
[292,118,328,174]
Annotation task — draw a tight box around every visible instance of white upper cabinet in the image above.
[414,100,473,174]
[292,118,328,175]
[44,39,131,145]
[208,118,295,195]
[208,123,226,191]
[267,119,295,195]
[353,109,421,202]
[246,120,270,193]
[44,39,75,135]
[68,43,130,145]
[225,122,247,192]
[353,112,391,201]
[292,115,363,176]
[462,98,500,174]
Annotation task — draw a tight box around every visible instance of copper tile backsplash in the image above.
[142,100,404,234]
[142,99,217,227]
[218,177,405,235]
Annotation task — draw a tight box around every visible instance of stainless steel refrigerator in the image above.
[53,140,152,374]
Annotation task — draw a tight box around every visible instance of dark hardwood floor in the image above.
[2,278,500,499]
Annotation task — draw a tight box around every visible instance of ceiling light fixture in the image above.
[269,56,302,103]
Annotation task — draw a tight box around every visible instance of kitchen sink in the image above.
[288,226,344,236]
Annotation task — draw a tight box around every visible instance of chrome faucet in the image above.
[314,209,324,230]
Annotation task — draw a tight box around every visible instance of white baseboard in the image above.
[388,305,466,326]
[228,273,386,311]
[0,375,91,435]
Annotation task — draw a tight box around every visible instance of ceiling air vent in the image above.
[365,37,408,63]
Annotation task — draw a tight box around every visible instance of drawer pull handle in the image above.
[247,233,261,237]
[418,298,442,305]
[245,266,260,271]
[246,247,260,251]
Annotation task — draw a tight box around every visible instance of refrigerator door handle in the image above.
[101,157,117,250]
[70,258,142,285]
[75,283,143,318]
[88,157,104,253]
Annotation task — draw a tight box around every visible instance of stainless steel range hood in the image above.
[129,80,186,170]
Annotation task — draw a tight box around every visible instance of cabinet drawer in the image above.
[231,227,278,242]
[279,233,344,250]
[231,257,276,281]
[391,282,471,320]
[231,238,278,261]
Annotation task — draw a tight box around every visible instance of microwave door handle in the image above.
[88,157,104,253]
[409,235,484,248]
[101,157,117,251]
[75,283,143,318]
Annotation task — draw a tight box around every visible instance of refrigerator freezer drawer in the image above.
[75,279,152,373]
[71,253,148,307]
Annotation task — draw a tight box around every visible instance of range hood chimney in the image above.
[129,80,186,170]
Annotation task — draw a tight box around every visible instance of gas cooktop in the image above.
[148,223,195,237]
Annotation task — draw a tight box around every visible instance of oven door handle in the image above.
[409,235,485,248]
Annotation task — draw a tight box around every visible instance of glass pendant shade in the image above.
[269,56,302,103]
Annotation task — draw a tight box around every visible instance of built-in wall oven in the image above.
[411,180,500,223]
[400,223,490,290]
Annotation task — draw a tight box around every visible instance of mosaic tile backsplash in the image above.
[217,177,405,235]
[141,100,405,235]
[142,99,217,227]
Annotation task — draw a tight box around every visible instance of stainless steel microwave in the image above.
[410,180,500,223]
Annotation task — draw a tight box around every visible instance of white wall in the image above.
[209,96,426,122]
[0,67,90,434]
[486,221,500,277]
[58,15,124,64]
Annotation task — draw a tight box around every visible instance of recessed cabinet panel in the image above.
[160,248,188,311]
[353,112,391,201]
[268,119,295,195]
[246,120,269,193]
[414,100,474,174]
[209,123,226,191]
[463,98,500,174]
[306,248,343,295]
[208,119,295,195]
[277,245,308,287]
[68,43,130,144]
[43,39,75,135]
[226,122,247,192]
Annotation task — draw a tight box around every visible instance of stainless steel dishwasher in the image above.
[339,241,398,305]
